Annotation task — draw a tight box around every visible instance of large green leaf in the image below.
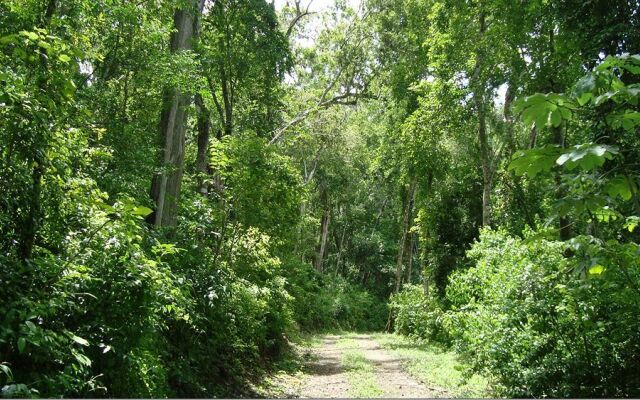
[17,337,26,353]
[556,144,618,171]
[574,73,596,106]
[508,146,562,177]
[605,176,633,201]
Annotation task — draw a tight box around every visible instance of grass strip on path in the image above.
[372,333,491,398]
[337,337,384,398]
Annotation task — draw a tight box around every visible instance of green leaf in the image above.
[556,144,618,171]
[625,216,640,232]
[574,73,596,100]
[593,206,620,223]
[17,337,26,353]
[550,109,562,127]
[605,176,632,201]
[577,92,593,106]
[72,350,92,367]
[132,206,153,217]
[69,333,89,346]
[588,265,605,275]
[58,54,71,63]
[19,31,39,41]
[25,321,36,332]
[508,146,562,178]
[0,34,18,45]
[0,364,13,383]
[37,40,51,50]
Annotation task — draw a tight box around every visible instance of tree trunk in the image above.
[195,93,212,195]
[19,0,57,261]
[314,207,331,272]
[473,10,492,227]
[149,0,204,228]
[220,66,233,136]
[394,179,417,294]
[405,233,415,284]
[546,28,571,241]
[19,159,44,261]
[504,83,516,154]
[387,179,417,333]
[553,125,572,240]
[335,224,347,277]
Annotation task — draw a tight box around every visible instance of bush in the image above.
[285,259,387,332]
[0,187,188,397]
[389,284,449,344]
[162,220,297,396]
[446,228,640,397]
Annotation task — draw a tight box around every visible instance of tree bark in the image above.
[19,0,57,261]
[553,125,572,240]
[405,233,415,284]
[149,0,204,228]
[19,159,44,261]
[314,207,331,272]
[334,223,347,277]
[473,10,492,227]
[195,93,212,195]
[394,179,416,294]
[220,66,233,136]
[504,82,516,154]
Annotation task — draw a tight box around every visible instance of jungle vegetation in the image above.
[1,0,639,397]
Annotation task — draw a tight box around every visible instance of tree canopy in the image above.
[1,0,639,397]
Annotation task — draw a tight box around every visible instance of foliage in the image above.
[286,261,387,332]
[1,0,639,396]
[446,229,640,397]
[388,285,449,344]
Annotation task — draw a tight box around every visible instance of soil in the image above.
[282,334,445,398]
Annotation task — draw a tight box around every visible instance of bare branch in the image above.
[285,0,315,38]
[268,90,377,145]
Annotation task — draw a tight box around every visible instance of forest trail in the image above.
[287,334,445,398]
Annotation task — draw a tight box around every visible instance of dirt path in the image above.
[297,335,352,397]
[294,334,440,398]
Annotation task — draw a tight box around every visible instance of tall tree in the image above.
[150,0,205,228]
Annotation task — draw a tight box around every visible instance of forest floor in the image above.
[255,332,490,398]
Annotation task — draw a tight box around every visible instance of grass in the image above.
[337,336,384,398]
[372,333,491,398]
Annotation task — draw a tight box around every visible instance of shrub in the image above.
[285,259,387,332]
[446,228,640,397]
[389,284,449,344]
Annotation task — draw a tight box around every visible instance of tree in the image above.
[149,0,205,228]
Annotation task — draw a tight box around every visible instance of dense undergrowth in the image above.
[2,0,639,398]
[391,229,640,398]
[390,54,640,397]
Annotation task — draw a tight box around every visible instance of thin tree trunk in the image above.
[394,179,417,294]
[472,9,492,227]
[149,0,204,228]
[553,124,571,240]
[418,173,434,296]
[504,83,516,154]
[406,233,415,284]
[19,0,57,261]
[334,224,347,277]
[388,180,417,333]
[220,67,233,136]
[528,126,538,149]
[422,263,429,296]
[547,28,571,240]
[314,207,331,272]
[19,160,44,261]
[195,93,211,195]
